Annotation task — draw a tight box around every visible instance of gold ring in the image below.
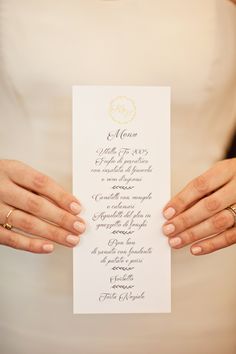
[2,209,15,230]
[226,205,236,227]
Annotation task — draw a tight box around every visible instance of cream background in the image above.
[0,0,236,353]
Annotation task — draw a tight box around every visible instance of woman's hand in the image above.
[0,160,86,254]
[162,158,236,256]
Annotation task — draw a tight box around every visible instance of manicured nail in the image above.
[163,207,176,219]
[42,244,54,253]
[70,202,82,214]
[66,235,80,245]
[73,221,86,233]
[169,237,182,247]
[163,224,175,235]
[191,246,202,255]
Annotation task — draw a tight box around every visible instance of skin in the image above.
[0,160,86,254]
[162,158,236,256]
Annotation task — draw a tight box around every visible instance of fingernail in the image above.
[191,246,202,255]
[66,235,80,245]
[163,207,176,219]
[169,237,182,247]
[70,202,82,214]
[73,221,86,233]
[163,224,175,235]
[42,244,54,253]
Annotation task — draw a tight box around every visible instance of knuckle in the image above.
[212,213,231,231]
[204,196,221,212]
[174,195,186,209]
[19,216,34,233]
[184,229,197,244]
[224,230,236,246]
[58,211,70,227]
[48,227,61,242]
[58,190,71,206]
[26,196,41,214]
[193,175,209,193]
[27,238,35,252]
[27,238,40,253]
[206,239,216,253]
[50,229,69,246]
[179,213,191,229]
[7,233,19,249]
[32,172,49,190]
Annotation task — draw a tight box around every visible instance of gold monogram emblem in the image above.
[109,96,136,124]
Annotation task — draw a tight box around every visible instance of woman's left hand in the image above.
[162,158,236,256]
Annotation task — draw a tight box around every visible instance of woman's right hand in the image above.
[0,160,86,254]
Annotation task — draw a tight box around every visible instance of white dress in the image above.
[0,1,236,353]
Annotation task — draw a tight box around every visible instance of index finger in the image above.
[163,160,234,220]
[7,161,82,215]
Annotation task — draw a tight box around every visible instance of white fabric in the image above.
[0,1,236,353]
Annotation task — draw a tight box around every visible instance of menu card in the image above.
[73,86,171,314]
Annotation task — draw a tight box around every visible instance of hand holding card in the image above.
[73,86,171,314]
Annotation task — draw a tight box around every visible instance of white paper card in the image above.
[73,86,171,314]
